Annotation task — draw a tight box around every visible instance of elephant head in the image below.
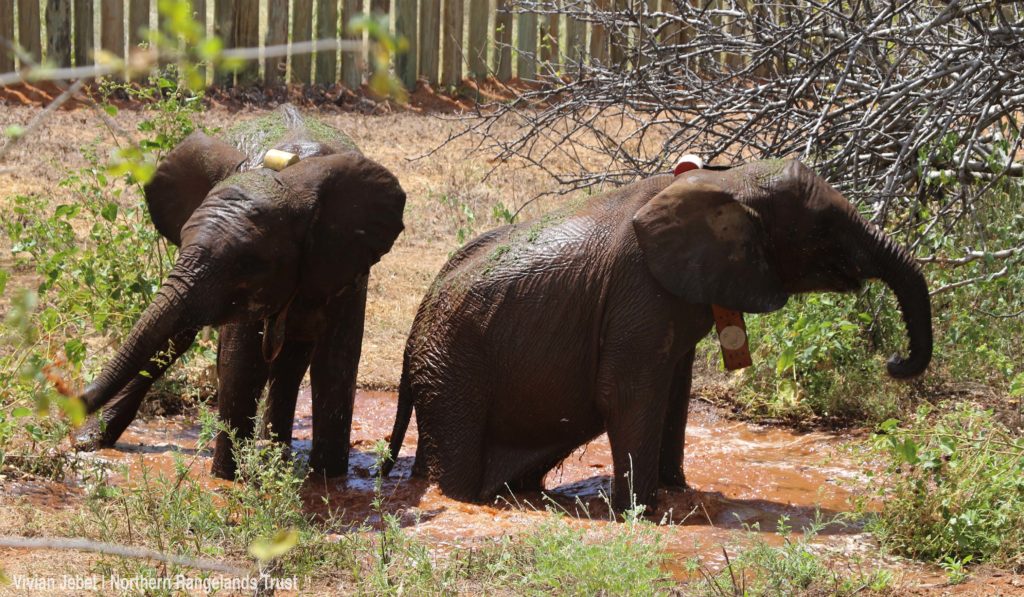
[632,159,931,378]
[81,130,406,413]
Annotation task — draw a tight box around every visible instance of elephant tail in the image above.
[382,366,413,477]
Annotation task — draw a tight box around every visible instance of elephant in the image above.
[76,105,406,480]
[384,159,931,514]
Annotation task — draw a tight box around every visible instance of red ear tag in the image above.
[673,154,704,176]
[712,305,752,370]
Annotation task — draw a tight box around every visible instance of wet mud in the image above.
[79,390,878,579]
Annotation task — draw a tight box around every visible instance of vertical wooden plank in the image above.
[467,0,486,78]
[658,0,680,50]
[213,0,235,86]
[440,0,462,86]
[46,0,71,67]
[191,0,206,82]
[292,0,313,84]
[0,1,14,71]
[515,9,535,80]
[637,0,654,66]
[264,0,288,85]
[609,0,625,66]
[234,0,258,84]
[539,10,557,70]
[317,0,339,85]
[418,0,440,85]
[493,0,511,81]
[73,0,93,67]
[370,0,390,78]
[395,0,417,88]
[17,0,42,63]
[129,0,148,50]
[100,0,124,61]
[589,0,609,66]
[565,6,584,66]
[341,0,361,88]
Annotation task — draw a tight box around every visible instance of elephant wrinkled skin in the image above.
[385,159,931,514]
[77,105,406,479]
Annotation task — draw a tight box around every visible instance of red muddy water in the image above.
[75,390,894,579]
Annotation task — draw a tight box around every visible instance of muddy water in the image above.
[82,390,875,577]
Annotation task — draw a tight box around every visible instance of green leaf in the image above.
[895,438,919,465]
[248,528,299,562]
[11,407,32,418]
[101,202,119,222]
[0,268,8,296]
[776,347,796,375]
[1010,372,1024,398]
[64,338,86,366]
[103,104,118,116]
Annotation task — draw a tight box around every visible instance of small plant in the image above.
[867,405,1024,570]
[694,517,894,596]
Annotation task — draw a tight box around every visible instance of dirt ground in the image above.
[1,101,1022,595]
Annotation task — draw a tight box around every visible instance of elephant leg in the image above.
[307,282,368,478]
[415,386,486,501]
[659,349,695,489]
[76,326,200,450]
[211,321,269,480]
[262,340,314,445]
[598,361,673,514]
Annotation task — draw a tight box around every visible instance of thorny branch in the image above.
[455,0,1024,273]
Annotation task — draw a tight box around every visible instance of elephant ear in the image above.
[143,132,245,246]
[632,179,788,313]
[278,152,406,301]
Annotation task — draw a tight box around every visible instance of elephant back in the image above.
[223,104,360,170]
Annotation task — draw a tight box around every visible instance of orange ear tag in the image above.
[673,152,753,371]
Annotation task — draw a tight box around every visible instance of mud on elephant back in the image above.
[385,159,932,516]
[76,105,406,480]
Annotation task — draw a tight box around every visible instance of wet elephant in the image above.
[385,159,931,514]
[77,105,406,479]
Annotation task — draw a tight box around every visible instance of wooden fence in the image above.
[0,0,679,88]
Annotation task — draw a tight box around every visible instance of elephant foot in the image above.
[72,418,117,452]
[308,443,348,478]
[211,433,238,480]
[504,473,545,493]
[659,469,690,491]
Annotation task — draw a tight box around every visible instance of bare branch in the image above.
[0,536,249,575]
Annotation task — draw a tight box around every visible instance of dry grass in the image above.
[0,104,595,389]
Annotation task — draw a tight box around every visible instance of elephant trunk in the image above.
[81,247,210,413]
[863,225,933,378]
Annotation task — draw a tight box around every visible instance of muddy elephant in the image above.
[384,159,931,513]
[77,105,406,479]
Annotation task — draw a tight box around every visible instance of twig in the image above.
[0,536,249,575]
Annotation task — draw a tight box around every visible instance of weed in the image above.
[867,405,1024,570]
[693,517,894,596]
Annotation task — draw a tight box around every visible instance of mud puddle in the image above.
[75,390,891,579]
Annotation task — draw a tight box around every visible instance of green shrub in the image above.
[867,405,1024,570]
[0,78,211,474]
